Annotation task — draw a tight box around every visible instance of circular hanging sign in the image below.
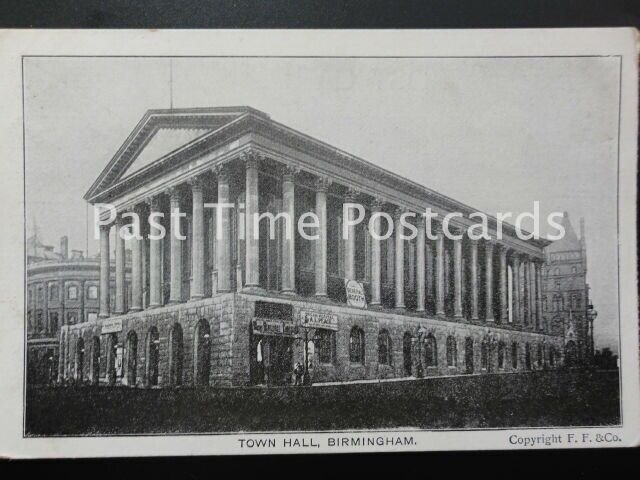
[345,279,367,309]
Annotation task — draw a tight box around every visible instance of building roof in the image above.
[546,212,582,253]
[85,106,551,251]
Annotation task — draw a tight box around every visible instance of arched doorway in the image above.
[75,337,84,382]
[168,323,184,386]
[146,327,159,387]
[90,336,100,385]
[194,319,211,386]
[464,337,474,374]
[565,340,577,367]
[402,332,413,376]
[126,331,138,387]
[106,333,118,385]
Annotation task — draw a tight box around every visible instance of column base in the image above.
[454,313,464,320]
[486,317,495,322]
[128,307,143,313]
[369,302,383,310]
[242,285,266,294]
[190,294,205,300]
[280,289,296,296]
[98,313,110,319]
[394,306,406,312]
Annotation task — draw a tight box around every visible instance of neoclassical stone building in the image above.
[60,106,565,387]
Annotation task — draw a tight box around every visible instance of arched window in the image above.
[349,326,365,364]
[126,331,138,387]
[565,340,577,367]
[424,334,437,368]
[481,340,489,370]
[511,342,518,369]
[106,333,117,386]
[542,295,548,311]
[75,337,84,382]
[446,336,457,367]
[525,343,532,370]
[316,330,336,365]
[49,284,59,301]
[169,323,184,386]
[378,330,392,365]
[571,266,577,274]
[549,347,556,367]
[194,319,211,386]
[90,336,100,385]
[498,341,506,369]
[537,343,543,368]
[464,337,474,374]
[146,327,159,387]
[402,332,413,376]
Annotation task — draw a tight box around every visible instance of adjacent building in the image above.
[58,106,567,388]
[542,213,597,366]
[26,233,129,384]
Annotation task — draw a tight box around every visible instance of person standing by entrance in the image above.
[293,362,303,386]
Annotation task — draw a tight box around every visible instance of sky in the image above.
[23,56,621,352]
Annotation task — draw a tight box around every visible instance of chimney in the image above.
[60,236,69,260]
[71,249,84,260]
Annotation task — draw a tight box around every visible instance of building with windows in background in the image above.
[58,106,569,388]
[542,212,597,366]
[26,233,129,384]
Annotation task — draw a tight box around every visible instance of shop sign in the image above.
[300,310,338,331]
[345,279,367,308]
[101,318,122,334]
[252,318,298,337]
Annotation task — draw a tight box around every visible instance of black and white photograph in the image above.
[0,29,637,457]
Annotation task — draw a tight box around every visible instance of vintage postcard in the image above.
[0,29,637,457]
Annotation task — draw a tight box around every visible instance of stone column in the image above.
[416,215,426,312]
[281,166,298,294]
[485,241,495,322]
[394,208,405,310]
[512,254,521,325]
[369,198,384,306]
[314,177,330,297]
[147,197,163,308]
[470,239,479,321]
[114,215,126,314]
[215,164,232,293]
[499,245,508,323]
[344,188,358,281]
[98,223,111,318]
[168,187,183,303]
[243,151,261,289]
[536,260,543,330]
[453,233,463,319]
[190,177,205,300]
[130,205,144,311]
[435,224,445,316]
[530,260,537,329]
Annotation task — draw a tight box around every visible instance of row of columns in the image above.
[97,151,544,332]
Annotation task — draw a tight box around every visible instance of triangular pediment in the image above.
[120,127,212,179]
[85,106,270,200]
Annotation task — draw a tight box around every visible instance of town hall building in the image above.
[58,106,569,387]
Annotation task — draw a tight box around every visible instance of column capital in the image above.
[240,148,263,169]
[99,222,112,233]
[282,164,301,181]
[344,186,360,202]
[187,174,206,190]
[432,221,445,235]
[314,175,332,192]
[144,195,162,210]
[369,197,385,212]
[166,185,183,199]
[393,206,409,220]
[211,161,232,181]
